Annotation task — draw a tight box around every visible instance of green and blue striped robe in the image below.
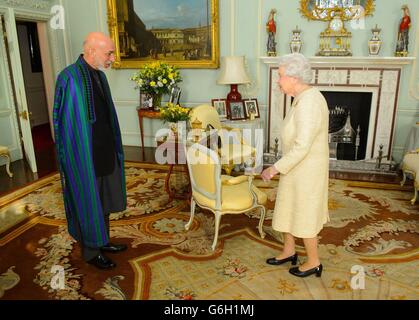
[53,56,126,248]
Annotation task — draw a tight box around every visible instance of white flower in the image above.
[157,81,164,87]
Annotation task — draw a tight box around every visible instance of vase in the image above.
[289,26,302,54]
[368,25,382,56]
[150,93,162,111]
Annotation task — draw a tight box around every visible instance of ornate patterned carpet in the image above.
[0,162,418,300]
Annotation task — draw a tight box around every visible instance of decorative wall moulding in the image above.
[260,56,416,67]
[0,0,51,11]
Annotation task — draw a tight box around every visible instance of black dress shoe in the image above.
[266,253,298,266]
[87,254,116,270]
[289,264,323,278]
[101,243,127,253]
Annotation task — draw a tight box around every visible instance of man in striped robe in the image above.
[53,32,127,270]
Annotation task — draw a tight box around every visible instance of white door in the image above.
[0,15,22,165]
[2,8,37,173]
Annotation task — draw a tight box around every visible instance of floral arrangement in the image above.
[159,102,191,123]
[130,62,182,96]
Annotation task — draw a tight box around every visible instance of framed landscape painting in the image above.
[107,0,219,69]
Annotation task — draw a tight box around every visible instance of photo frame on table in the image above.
[227,100,247,121]
[211,98,228,121]
[169,86,182,105]
[243,98,260,119]
[139,93,153,109]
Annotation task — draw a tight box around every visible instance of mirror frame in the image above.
[299,0,375,21]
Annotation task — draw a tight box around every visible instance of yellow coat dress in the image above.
[273,87,329,238]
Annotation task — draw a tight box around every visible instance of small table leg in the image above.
[138,114,145,160]
[164,164,191,201]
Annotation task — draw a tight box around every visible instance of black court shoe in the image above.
[87,253,116,270]
[266,253,298,266]
[101,243,127,253]
[289,264,323,278]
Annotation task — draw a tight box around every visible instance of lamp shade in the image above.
[217,56,251,85]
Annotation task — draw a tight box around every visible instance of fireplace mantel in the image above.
[260,56,416,67]
[262,56,415,161]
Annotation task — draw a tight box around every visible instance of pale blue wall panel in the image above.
[57,0,418,154]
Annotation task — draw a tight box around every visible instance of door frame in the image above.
[0,15,22,164]
[0,6,58,172]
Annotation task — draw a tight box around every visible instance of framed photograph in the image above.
[228,100,247,121]
[169,86,182,105]
[139,93,153,109]
[107,0,220,69]
[211,99,228,121]
[243,98,260,119]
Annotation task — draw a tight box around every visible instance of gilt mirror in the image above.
[300,0,375,21]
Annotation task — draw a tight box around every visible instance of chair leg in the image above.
[257,206,266,239]
[400,171,407,186]
[1,153,13,178]
[185,198,196,230]
[411,187,418,205]
[211,211,222,251]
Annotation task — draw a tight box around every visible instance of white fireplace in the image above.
[261,56,415,161]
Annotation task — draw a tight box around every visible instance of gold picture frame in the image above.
[107,0,219,69]
[299,0,375,21]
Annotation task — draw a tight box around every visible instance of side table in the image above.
[157,138,191,201]
[137,108,161,158]
[223,118,264,169]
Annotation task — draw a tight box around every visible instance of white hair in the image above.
[277,53,312,84]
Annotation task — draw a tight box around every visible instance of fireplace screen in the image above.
[322,91,372,160]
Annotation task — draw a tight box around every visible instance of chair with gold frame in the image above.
[189,104,255,175]
[0,145,13,178]
[185,143,267,251]
[400,148,419,205]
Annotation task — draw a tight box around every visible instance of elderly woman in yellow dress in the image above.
[261,53,329,278]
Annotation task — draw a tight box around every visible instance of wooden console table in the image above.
[137,108,161,158]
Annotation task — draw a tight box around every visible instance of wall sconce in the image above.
[217,56,250,101]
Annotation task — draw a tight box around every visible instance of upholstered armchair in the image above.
[0,145,13,178]
[185,143,267,251]
[400,149,419,205]
[189,104,255,175]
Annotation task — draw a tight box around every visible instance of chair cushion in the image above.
[0,145,9,154]
[402,153,419,184]
[222,175,248,185]
[253,184,268,205]
[221,175,267,205]
[193,175,267,211]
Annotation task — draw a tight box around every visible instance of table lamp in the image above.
[217,56,250,101]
